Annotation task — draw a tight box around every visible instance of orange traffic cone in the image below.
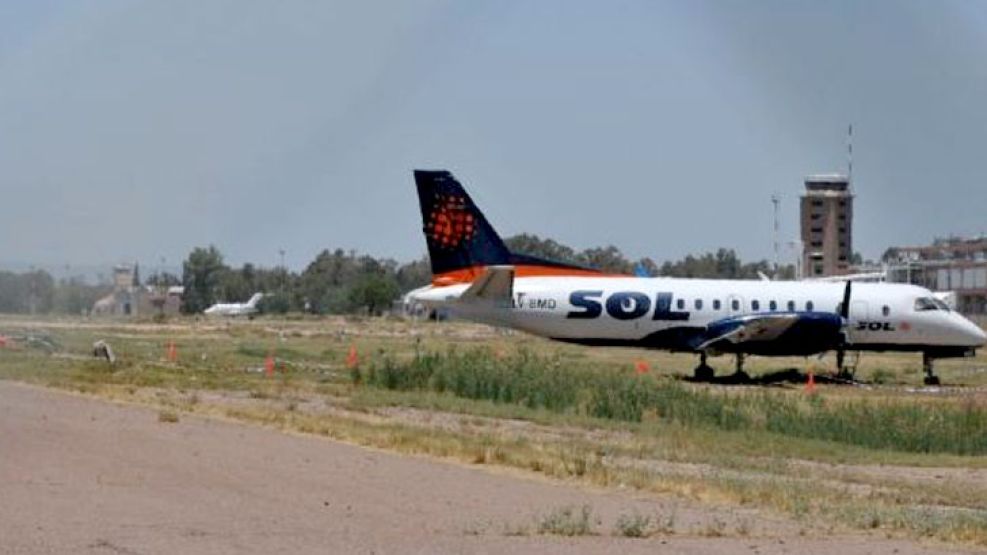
[264,353,275,377]
[634,360,650,375]
[805,371,816,394]
[346,345,359,369]
[167,341,177,362]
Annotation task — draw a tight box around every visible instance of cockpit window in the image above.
[914,297,947,312]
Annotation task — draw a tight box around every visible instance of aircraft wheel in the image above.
[922,353,940,386]
[693,364,715,381]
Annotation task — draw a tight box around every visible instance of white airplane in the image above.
[204,293,263,318]
[408,170,986,385]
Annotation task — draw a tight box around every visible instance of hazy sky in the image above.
[2,1,986,273]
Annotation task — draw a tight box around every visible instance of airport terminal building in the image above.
[883,237,987,315]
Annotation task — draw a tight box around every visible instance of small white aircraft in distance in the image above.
[407,170,986,385]
[204,293,263,318]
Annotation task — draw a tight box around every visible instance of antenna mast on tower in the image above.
[771,193,780,275]
[847,123,853,189]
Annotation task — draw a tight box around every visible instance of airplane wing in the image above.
[694,312,845,357]
[696,313,800,351]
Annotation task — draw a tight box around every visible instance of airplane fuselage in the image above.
[203,293,263,317]
[413,277,985,358]
[203,304,257,317]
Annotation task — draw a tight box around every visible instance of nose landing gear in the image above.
[835,350,860,382]
[922,352,941,386]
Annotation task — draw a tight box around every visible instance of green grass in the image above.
[613,511,652,538]
[537,505,595,536]
[356,348,987,455]
[347,387,987,470]
[158,409,180,423]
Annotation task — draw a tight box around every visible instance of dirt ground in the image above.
[0,381,976,555]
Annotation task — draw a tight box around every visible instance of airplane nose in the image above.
[960,316,987,347]
[972,322,987,347]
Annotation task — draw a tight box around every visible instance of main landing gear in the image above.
[693,352,715,381]
[922,352,941,386]
[732,353,750,381]
[692,353,750,382]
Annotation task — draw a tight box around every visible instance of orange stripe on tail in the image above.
[432,264,622,286]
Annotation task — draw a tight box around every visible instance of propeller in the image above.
[836,281,852,378]
[839,280,852,320]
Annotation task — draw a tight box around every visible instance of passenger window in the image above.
[882,305,890,317]
[731,299,740,311]
[806,301,814,311]
[695,299,703,310]
[787,300,795,311]
[676,299,685,310]
[751,300,760,311]
[713,299,721,310]
[769,300,777,311]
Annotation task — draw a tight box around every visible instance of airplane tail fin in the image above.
[246,293,263,308]
[414,170,512,283]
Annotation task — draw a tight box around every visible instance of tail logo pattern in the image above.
[426,193,476,249]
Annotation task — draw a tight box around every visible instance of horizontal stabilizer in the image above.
[460,266,514,304]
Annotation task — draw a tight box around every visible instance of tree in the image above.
[504,233,635,273]
[217,268,250,303]
[0,270,55,314]
[348,273,400,315]
[181,246,228,313]
[54,276,108,315]
[659,248,794,280]
[258,292,291,314]
[580,245,633,274]
[504,233,582,266]
[145,272,181,287]
[395,256,432,292]
[300,249,357,314]
[634,257,659,277]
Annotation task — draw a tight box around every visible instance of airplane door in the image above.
[726,294,745,315]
